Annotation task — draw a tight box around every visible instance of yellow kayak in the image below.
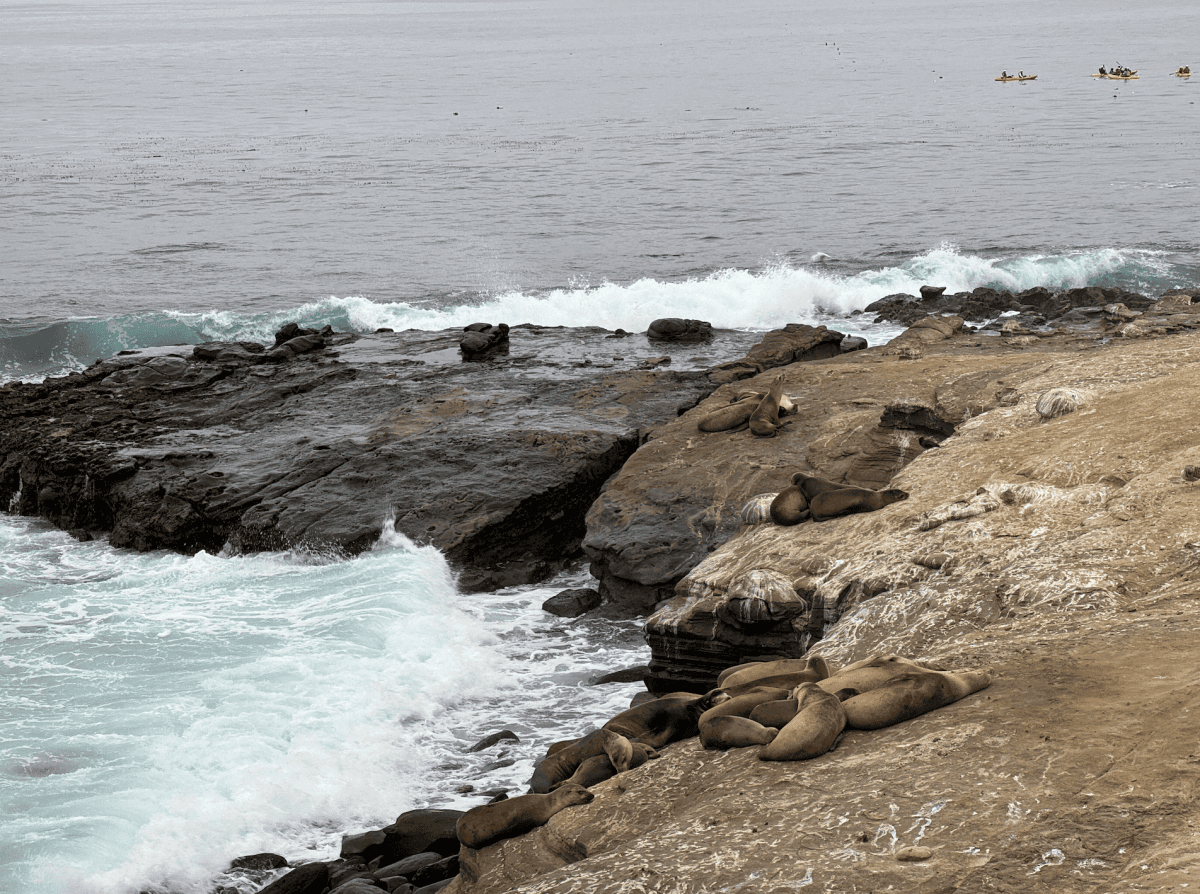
[995,75,1037,81]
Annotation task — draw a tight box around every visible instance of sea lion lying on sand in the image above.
[603,689,729,749]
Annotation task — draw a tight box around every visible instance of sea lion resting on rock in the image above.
[698,394,763,433]
[769,485,809,525]
[698,388,796,433]
[528,728,637,794]
[817,654,992,730]
[698,686,790,750]
[531,691,727,792]
[749,697,799,729]
[603,689,730,749]
[749,375,788,437]
[717,656,832,694]
[456,783,593,850]
[759,682,848,761]
[554,741,660,789]
[809,486,909,521]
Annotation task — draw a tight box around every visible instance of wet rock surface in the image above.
[0,325,748,591]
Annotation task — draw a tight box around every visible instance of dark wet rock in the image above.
[230,853,289,872]
[707,324,844,385]
[0,327,733,592]
[255,862,330,894]
[413,880,455,894]
[466,731,520,753]
[919,284,946,299]
[647,318,713,342]
[371,852,441,882]
[839,335,868,352]
[589,665,650,685]
[459,323,510,358]
[193,342,267,363]
[410,855,459,887]
[541,587,602,617]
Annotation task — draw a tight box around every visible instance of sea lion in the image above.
[697,686,789,748]
[792,473,851,502]
[809,486,909,521]
[717,656,832,693]
[698,394,762,433]
[840,668,993,730]
[769,485,809,525]
[602,689,730,749]
[816,654,933,696]
[749,697,799,729]
[749,375,788,437]
[758,682,847,762]
[528,728,637,794]
[554,741,660,789]
[456,783,594,850]
[700,716,779,749]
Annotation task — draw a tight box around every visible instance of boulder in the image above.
[541,587,602,617]
[646,318,713,341]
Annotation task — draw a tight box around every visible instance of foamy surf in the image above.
[0,516,648,894]
[1,245,1191,384]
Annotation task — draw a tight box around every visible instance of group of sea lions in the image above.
[697,375,794,437]
[455,654,991,851]
[698,654,993,759]
[770,472,909,524]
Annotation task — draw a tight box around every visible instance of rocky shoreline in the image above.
[5,283,1200,894]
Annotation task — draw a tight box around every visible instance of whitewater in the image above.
[2,0,1198,891]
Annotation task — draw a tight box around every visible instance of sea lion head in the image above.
[694,689,733,715]
[881,488,909,504]
[554,782,596,806]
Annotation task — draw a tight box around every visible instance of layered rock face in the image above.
[591,295,1200,692]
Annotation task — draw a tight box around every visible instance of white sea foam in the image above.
[0,516,648,894]
[174,245,1179,344]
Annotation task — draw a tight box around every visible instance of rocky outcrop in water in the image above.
[0,324,740,593]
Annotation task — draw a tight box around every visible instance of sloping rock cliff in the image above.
[449,311,1200,894]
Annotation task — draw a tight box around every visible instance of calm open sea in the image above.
[1,1,1197,891]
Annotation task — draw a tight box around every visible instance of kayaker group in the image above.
[1098,64,1135,77]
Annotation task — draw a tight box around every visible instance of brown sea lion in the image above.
[717,656,832,693]
[697,394,762,433]
[698,686,789,749]
[792,473,850,501]
[758,682,847,762]
[602,689,730,749]
[527,728,637,794]
[749,698,799,729]
[749,375,788,437]
[840,668,993,730]
[809,486,909,521]
[553,741,660,789]
[456,783,594,850]
[816,654,932,697]
[769,485,809,525]
[700,716,779,749]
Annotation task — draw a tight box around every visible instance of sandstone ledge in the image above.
[450,324,1200,894]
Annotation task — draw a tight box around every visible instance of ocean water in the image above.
[1,0,1198,891]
